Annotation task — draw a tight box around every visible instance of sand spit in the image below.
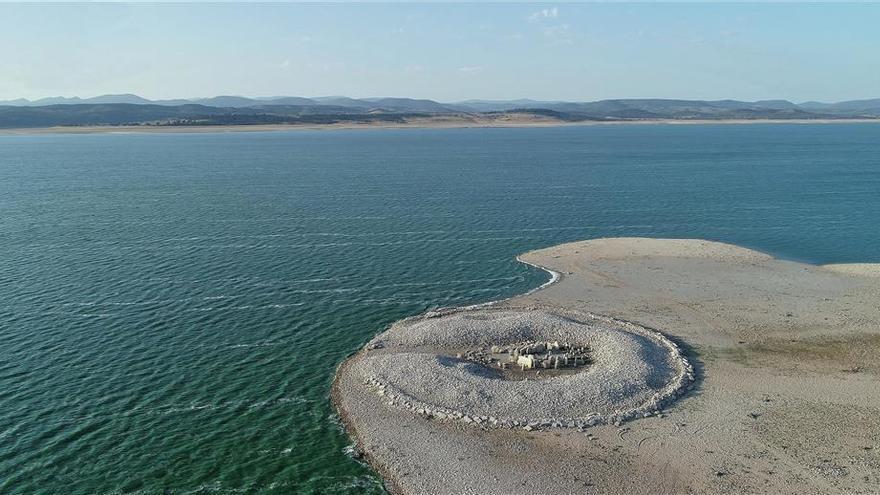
[333,238,880,494]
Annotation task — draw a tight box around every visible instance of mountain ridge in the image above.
[1,95,879,129]
[3,94,880,116]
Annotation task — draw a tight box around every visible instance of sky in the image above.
[1,2,878,103]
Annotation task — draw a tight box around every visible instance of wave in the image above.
[13,224,672,250]
[423,255,560,313]
[28,277,521,312]
[226,341,284,349]
[141,397,313,416]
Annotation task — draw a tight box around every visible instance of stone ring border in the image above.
[360,305,696,431]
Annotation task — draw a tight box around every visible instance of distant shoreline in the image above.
[2,117,880,135]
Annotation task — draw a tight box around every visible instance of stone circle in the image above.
[354,307,694,430]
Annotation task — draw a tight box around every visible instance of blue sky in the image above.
[1,2,878,102]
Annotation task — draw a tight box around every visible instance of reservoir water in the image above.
[1,123,879,493]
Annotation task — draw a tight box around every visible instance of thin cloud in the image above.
[529,7,559,23]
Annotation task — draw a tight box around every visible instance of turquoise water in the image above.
[1,124,879,494]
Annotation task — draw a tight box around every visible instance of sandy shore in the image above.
[332,238,880,494]
[2,117,879,135]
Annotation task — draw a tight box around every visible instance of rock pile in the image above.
[462,340,590,371]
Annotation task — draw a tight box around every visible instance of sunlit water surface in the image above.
[1,124,879,493]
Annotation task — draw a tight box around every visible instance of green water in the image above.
[1,124,879,493]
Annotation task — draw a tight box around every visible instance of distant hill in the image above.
[0,94,463,113]
[450,99,564,112]
[799,98,880,117]
[82,94,154,105]
[1,95,878,129]
[0,103,422,128]
[544,99,821,120]
[458,97,880,118]
[254,96,321,106]
[3,94,153,106]
[360,97,454,113]
[309,96,455,113]
[190,96,271,108]
[312,96,372,107]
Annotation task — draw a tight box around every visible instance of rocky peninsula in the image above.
[332,238,880,494]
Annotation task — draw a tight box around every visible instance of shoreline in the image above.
[330,253,563,495]
[432,255,560,314]
[332,237,880,494]
[2,118,880,136]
